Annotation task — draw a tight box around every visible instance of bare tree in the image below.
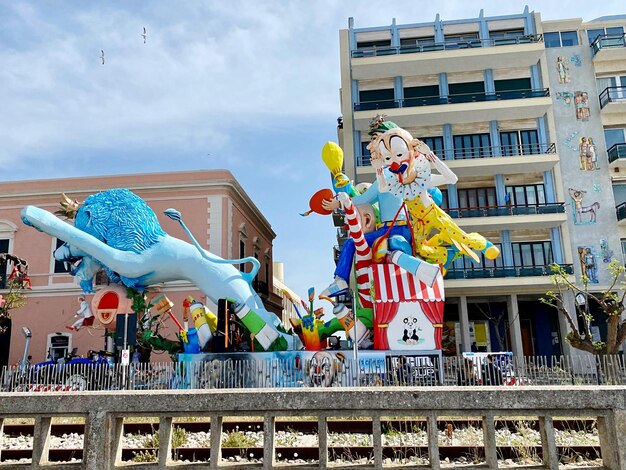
[541,261,626,355]
[475,302,508,351]
[0,279,28,334]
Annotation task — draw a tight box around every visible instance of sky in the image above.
[1,0,625,302]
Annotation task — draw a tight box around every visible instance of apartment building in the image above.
[0,170,286,366]
[337,7,626,356]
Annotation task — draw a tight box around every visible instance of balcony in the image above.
[617,203,626,226]
[444,264,574,296]
[356,143,559,178]
[332,209,345,227]
[608,143,626,169]
[599,87,626,126]
[350,35,544,79]
[353,89,551,129]
[591,34,626,72]
[446,263,573,280]
[447,202,567,231]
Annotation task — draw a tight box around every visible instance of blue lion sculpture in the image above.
[21,189,300,351]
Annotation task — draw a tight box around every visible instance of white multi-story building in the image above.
[336,8,626,356]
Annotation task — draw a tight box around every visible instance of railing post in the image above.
[109,417,125,466]
[598,413,621,469]
[0,416,3,463]
[318,415,328,469]
[84,410,109,470]
[482,414,497,468]
[538,416,559,469]
[158,416,173,466]
[372,415,383,468]
[263,415,275,470]
[427,413,440,469]
[31,416,51,467]
[209,414,222,470]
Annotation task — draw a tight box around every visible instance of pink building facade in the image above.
[0,170,282,366]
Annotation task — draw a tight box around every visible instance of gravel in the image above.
[0,424,603,466]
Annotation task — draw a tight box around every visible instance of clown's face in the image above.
[368,128,427,185]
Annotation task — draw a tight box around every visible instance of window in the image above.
[94,269,109,286]
[545,30,579,48]
[495,78,531,92]
[512,241,553,267]
[448,81,485,102]
[621,239,626,264]
[400,36,435,47]
[404,85,439,99]
[0,239,8,289]
[239,239,245,272]
[53,238,71,274]
[461,243,503,269]
[489,29,524,39]
[560,31,579,46]
[356,39,391,50]
[403,85,440,106]
[587,28,605,45]
[605,128,626,148]
[588,27,623,45]
[505,184,546,206]
[500,130,540,155]
[544,32,561,48]
[453,133,492,159]
[421,136,445,159]
[358,88,395,109]
[444,33,479,49]
[359,141,371,165]
[457,187,497,209]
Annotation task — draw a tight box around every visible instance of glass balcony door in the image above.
[500,130,540,156]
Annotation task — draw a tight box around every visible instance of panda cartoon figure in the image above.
[402,316,420,345]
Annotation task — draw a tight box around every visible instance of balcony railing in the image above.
[446,263,573,280]
[599,86,626,109]
[356,143,556,167]
[617,203,626,221]
[445,202,565,219]
[608,143,626,164]
[447,142,555,160]
[351,34,543,58]
[354,88,550,111]
[591,33,626,56]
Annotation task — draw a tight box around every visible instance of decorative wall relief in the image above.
[563,130,579,151]
[574,91,590,121]
[556,91,573,105]
[570,54,582,67]
[578,246,599,283]
[593,183,601,193]
[600,239,613,263]
[578,137,599,171]
[556,56,570,83]
[569,188,600,224]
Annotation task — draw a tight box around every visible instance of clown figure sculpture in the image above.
[367,117,500,268]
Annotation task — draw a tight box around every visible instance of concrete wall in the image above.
[1,386,626,469]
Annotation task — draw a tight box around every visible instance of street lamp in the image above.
[20,327,32,374]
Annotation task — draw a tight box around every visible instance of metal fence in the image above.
[3,354,626,392]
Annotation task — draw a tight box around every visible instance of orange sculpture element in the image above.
[90,285,133,331]
[302,188,335,216]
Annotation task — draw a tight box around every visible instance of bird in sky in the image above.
[100,50,105,65]
[142,27,147,44]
